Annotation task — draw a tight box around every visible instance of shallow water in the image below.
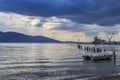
[0,43,120,80]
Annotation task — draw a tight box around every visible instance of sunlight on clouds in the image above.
[0,12,120,42]
[98,32,107,39]
[41,16,75,30]
[42,22,59,30]
[0,12,41,28]
[30,19,40,27]
[39,30,93,42]
[0,12,41,33]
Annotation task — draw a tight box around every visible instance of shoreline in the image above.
[82,73,120,80]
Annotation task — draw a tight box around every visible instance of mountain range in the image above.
[0,31,62,43]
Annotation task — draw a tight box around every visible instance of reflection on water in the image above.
[0,43,120,79]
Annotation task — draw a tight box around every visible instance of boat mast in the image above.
[106,32,115,43]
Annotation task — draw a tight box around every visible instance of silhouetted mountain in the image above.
[0,31,61,43]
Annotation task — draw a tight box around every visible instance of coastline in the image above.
[82,73,120,80]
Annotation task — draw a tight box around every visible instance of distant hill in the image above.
[0,31,61,43]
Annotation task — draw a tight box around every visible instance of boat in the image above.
[82,51,114,60]
[76,40,116,60]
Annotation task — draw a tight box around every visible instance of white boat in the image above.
[82,51,114,60]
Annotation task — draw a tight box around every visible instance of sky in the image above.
[0,0,120,42]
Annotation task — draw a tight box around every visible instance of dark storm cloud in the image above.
[0,0,120,26]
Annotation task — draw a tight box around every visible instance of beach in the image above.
[86,73,120,80]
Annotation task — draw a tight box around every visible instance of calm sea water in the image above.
[0,43,120,80]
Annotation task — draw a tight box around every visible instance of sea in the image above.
[0,43,120,80]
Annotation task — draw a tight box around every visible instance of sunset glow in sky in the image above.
[0,0,120,42]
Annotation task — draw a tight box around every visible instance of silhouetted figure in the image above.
[86,46,89,52]
[90,47,92,52]
[113,51,116,61]
[99,48,102,53]
[84,46,86,51]
[104,49,106,52]
[93,47,96,53]
[77,44,80,49]
[97,48,99,53]
[88,47,90,52]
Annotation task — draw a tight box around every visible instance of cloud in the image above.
[0,0,120,26]
[97,32,120,42]
[0,12,41,34]
[0,12,120,41]
[0,12,93,41]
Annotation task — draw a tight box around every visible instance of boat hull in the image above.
[82,55,91,60]
[82,52,113,60]
[90,55,112,60]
